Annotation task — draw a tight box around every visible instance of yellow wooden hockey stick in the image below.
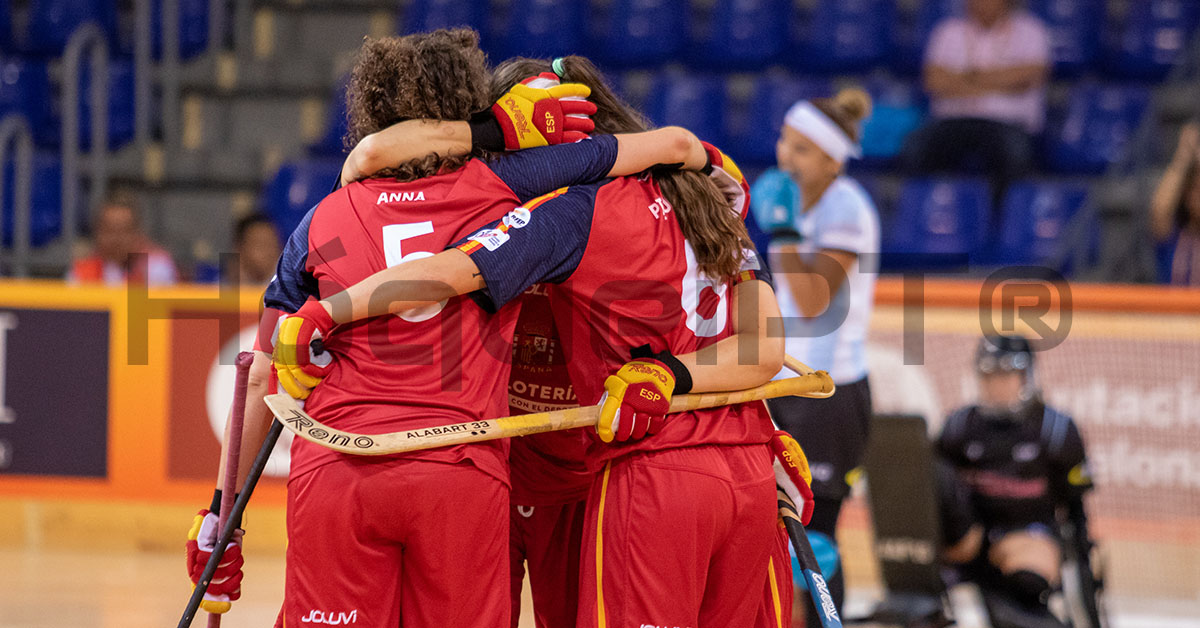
[263,360,835,456]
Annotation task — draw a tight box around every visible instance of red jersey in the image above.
[457,173,775,469]
[507,283,591,506]
[263,137,620,481]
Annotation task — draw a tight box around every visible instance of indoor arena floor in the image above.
[1,547,1197,628]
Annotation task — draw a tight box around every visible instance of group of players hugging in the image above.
[181,27,1102,628]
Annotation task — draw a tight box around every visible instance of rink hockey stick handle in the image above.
[179,418,285,628]
[208,352,253,628]
[264,369,835,457]
[779,489,844,628]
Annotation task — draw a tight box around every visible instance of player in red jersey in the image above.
[185,31,716,626]
[275,55,798,628]
[505,282,591,628]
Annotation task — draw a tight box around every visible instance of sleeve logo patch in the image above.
[468,228,511,251]
[502,206,532,229]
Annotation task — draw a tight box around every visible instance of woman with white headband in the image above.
[750,87,880,628]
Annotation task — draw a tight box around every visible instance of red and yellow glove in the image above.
[272,299,335,400]
[492,73,597,150]
[186,508,245,614]
[596,359,676,443]
[700,141,750,219]
[769,430,815,525]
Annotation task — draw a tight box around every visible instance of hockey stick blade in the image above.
[779,489,844,628]
[264,370,835,456]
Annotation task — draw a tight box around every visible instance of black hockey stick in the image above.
[778,489,844,628]
[178,418,286,628]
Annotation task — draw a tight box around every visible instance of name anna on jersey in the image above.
[376,191,426,204]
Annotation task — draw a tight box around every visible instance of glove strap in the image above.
[468,110,506,152]
[629,344,693,395]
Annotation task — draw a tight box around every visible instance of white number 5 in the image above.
[382,221,447,322]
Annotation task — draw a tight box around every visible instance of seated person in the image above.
[901,0,1050,205]
[935,334,1094,624]
[68,195,178,286]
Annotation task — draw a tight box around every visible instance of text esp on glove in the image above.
[186,506,245,614]
[491,73,597,150]
[700,141,751,219]
[597,359,676,443]
[273,299,335,400]
[769,430,815,526]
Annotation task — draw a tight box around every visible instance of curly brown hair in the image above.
[345,28,490,181]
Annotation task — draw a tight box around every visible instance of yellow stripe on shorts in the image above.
[596,461,612,628]
[767,559,783,628]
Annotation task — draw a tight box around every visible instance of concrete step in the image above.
[179,87,331,158]
[254,5,395,69]
[138,186,260,266]
[180,51,338,94]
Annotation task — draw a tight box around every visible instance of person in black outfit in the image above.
[935,335,1095,626]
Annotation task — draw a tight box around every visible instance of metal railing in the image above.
[61,23,111,255]
[0,115,34,277]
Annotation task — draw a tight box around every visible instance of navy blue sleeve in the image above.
[487,136,618,202]
[451,185,598,312]
[263,206,320,313]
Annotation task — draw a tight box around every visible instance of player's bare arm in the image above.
[674,278,785,393]
[319,248,483,324]
[340,119,472,186]
[769,247,857,318]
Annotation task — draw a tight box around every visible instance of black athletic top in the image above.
[937,401,1090,531]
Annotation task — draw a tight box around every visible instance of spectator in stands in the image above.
[1150,121,1200,285]
[900,0,1050,203]
[232,213,281,286]
[67,195,177,286]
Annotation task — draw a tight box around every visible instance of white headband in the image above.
[783,101,861,163]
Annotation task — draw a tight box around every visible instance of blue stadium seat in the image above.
[1043,84,1150,174]
[310,77,349,156]
[587,0,685,68]
[0,57,52,133]
[724,74,832,167]
[261,159,343,237]
[891,0,962,74]
[153,0,210,60]
[1029,0,1103,76]
[792,0,895,73]
[33,57,136,149]
[644,72,726,148]
[0,0,12,51]
[991,181,1088,265]
[688,0,788,70]
[884,177,990,264]
[3,152,64,247]
[1104,0,1200,79]
[859,76,925,167]
[488,0,584,61]
[22,0,118,55]
[77,57,137,150]
[402,0,486,33]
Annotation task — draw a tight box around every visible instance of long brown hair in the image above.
[345,28,491,182]
[491,56,753,282]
